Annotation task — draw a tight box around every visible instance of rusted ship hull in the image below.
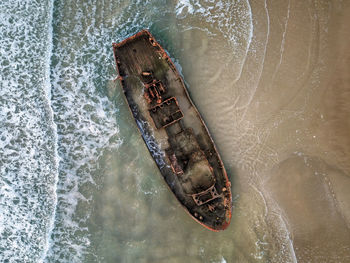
[113,30,232,231]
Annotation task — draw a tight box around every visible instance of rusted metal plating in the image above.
[112,30,232,232]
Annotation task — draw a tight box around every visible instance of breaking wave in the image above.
[0,0,58,262]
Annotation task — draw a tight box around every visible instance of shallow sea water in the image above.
[1,0,349,262]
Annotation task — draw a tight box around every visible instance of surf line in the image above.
[40,0,60,261]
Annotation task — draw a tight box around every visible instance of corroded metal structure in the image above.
[113,30,232,231]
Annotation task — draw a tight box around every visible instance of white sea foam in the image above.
[42,1,125,261]
[176,0,202,16]
[0,0,58,262]
[40,0,60,261]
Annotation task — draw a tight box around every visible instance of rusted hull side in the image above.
[113,30,232,231]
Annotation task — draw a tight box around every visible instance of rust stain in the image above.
[112,30,232,232]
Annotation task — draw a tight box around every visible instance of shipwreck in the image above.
[112,30,232,231]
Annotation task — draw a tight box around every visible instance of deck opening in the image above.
[149,97,183,129]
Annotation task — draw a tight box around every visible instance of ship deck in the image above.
[113,30,232,231]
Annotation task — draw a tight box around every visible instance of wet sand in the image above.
[176,0,350,262]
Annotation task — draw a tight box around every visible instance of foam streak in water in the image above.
[40,0,60,261]
[233,0,253,83]
[271,0,291,85]
[237,0,270,115]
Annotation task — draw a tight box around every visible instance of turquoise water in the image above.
[1,0,350,262]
